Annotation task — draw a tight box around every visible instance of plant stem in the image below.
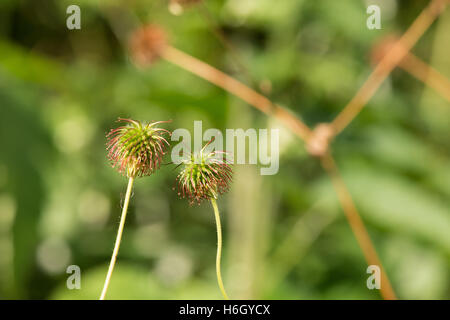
[210,198,230,300]
[399,52,450,103]
[100,176,135,300]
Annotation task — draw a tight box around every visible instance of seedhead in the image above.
[175,142,232,205]
[106,118,171,178]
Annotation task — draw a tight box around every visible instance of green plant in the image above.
[175,141,233,299]
[100,118,171,300]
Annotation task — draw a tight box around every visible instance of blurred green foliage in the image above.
[0,0,449,299]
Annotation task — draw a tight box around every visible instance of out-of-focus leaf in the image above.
[0,41,65,87]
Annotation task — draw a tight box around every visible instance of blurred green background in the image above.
[0,0,449,300]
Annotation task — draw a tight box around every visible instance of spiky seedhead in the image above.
[106,118,171,178]
[175,142,232,205]
[129,25,167,67]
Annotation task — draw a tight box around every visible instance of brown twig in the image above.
[330,0,448,135]
[320,153,397,300]
[400,52,450,103]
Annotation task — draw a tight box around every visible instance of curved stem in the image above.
[210,198,230,300]
[100,176,135,300]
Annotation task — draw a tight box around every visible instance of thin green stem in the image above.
[100,176,135,300]
[210,198,230,300]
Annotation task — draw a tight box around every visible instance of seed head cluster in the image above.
[106,118,170,178]
[176,145,232,205]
